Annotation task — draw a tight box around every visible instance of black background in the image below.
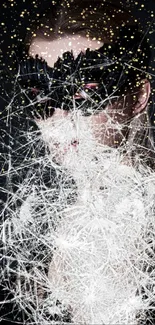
[0,1,155,324]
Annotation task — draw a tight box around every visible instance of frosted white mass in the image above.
[46,146,155,324]
[28,110,155,324]
[2,96,155,325]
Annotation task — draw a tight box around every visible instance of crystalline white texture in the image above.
[39,115,155,324]
[3,104,155,324]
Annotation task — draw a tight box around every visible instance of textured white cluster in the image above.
[46,137,155,324]
[1,105,155,324]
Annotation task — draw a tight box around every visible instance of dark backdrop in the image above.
[0,1,154,324]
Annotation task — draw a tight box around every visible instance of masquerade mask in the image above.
[16,26,150,118]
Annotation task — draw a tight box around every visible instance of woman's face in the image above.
[29,34,150,164]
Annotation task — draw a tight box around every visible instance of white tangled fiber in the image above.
[45,129,155,324]
[1,107,155,324]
